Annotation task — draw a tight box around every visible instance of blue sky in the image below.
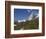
[14,9,39,21]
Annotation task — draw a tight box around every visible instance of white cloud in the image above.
[27,10,31,13]
[18,19,26,23]
[34,14,39,19]
[27,12,33,21]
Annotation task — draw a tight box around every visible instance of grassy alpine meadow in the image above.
[14,18,39,30]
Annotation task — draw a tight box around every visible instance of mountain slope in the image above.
[14,18,39,30]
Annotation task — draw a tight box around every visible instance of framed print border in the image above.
[5,1,45,38]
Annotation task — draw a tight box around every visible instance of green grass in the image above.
[14,18,39,30]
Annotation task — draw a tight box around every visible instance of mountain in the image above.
[14,17,39,30]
